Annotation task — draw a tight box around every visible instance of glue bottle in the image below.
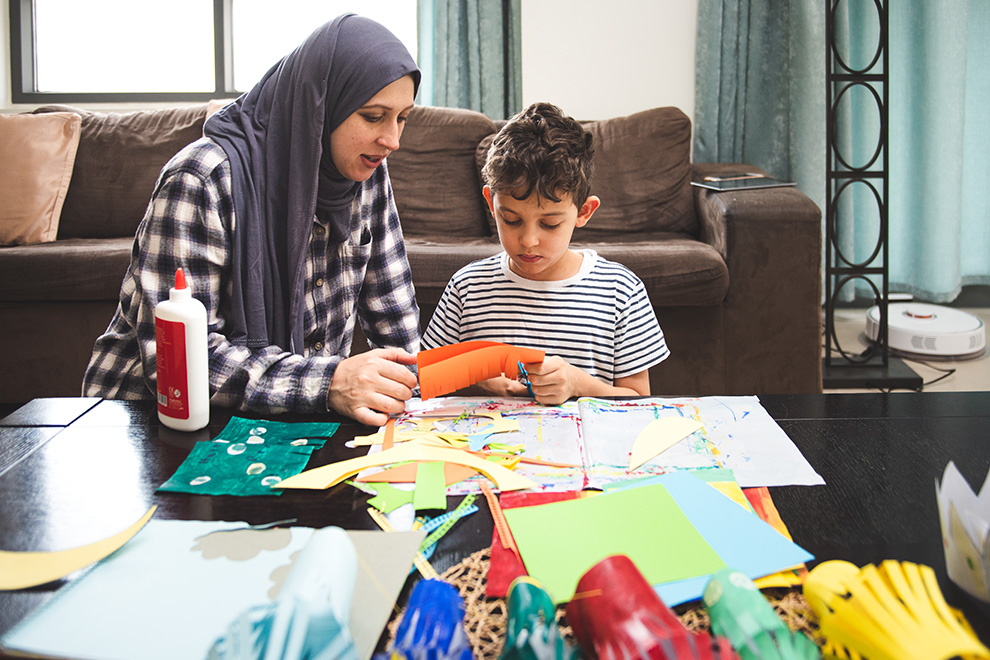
[155,268,209,431]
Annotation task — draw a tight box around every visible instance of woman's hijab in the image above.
[204,14,420,353]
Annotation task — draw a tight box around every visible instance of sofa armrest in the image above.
[692,163,823,394]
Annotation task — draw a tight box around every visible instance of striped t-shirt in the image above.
[421,250,669,382]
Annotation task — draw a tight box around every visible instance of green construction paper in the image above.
[157,441,317,496]
[412,462,447,511]
[366,482,415,513]
[213,417,339,448]
[503,483,726,604]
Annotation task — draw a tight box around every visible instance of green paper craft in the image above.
[157,441,317,497]
[365,482,415,514]
[503,483,726,604]
[413,462,448,511]
[213,416,339,448]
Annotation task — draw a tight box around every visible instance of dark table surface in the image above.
[2,391,990,653]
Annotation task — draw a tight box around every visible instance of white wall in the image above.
[521,0,697,121]
[1,0,10,108]
[1,0,699,120]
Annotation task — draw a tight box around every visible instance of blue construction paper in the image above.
[650,471,813,605]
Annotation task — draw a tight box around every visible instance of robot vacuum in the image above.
[866,302,986,360]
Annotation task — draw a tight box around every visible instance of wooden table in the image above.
[2,392,989,653]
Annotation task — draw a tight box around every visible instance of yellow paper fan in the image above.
[804,559,990,660]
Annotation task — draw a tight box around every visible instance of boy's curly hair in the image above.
[482,102,594,207]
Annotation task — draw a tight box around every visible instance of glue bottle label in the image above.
[156,317,190,420]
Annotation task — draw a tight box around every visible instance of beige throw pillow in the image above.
[0,112,82,246]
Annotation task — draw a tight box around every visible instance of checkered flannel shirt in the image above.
[82,138,420,413]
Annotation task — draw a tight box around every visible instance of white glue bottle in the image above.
[155,268,209,431]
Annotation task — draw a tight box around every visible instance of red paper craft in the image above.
[417,341,545,400]
[566,555,740,659]
[486,490,588,598]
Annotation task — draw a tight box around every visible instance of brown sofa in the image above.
[0,103,822,404]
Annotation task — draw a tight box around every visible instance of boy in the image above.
[421,102,668,404]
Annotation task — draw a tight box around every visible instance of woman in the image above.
[83,15,421,426]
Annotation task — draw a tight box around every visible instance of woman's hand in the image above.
[328,348,418,426]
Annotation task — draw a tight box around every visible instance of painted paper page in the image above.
[578,396,824,487]
[503,483,727,604]
[0,520,424,660]
[378,397,587,493]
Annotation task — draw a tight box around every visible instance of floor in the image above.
[824,303,990,393]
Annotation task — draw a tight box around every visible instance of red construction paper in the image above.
[486,490,587,598]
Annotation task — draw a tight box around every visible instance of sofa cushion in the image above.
[575,235,728,307]
[388,106,497,238]
[476,107,696,238]
[31,104,208,240]
[0,112,81,246]
[0,237,133,302]
[405,234,728,313]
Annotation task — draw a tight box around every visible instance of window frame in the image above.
[9,0,238,104]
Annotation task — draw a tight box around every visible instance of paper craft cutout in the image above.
[805,559,990,660]
[503,472,813,605]
[357,462,479,486]
[504,479,726,604]
[209,527,359,659]
[0,505,157,590]
[274,442,537,492]
[417,341,545,399]
[158,441,317,496]
[413,462,447,511]
[628,417,704,470]
[365,482,415,514]
[381,418,395,451]
[0,521,424,660]
[936,460,990,602]
[486,491,590,598]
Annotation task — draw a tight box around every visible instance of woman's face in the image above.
[330,74,416,182]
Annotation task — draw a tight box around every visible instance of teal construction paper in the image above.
[651,471,813,605]
[157,441,317,496]
[213,417,339,448]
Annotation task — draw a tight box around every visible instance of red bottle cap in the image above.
[175,268,187,289]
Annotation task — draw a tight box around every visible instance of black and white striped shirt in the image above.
[422,250,668,382]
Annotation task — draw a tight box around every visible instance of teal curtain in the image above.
[417,0,521,119]
[693,0,826,214]
[694,0,990,302]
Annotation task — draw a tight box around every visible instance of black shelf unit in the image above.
[822,0,922,390]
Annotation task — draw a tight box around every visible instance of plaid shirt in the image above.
[83,138,420,413]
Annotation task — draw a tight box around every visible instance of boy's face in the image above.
[484,186,600,281]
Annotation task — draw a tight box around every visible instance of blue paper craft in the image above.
[650,471,813,605]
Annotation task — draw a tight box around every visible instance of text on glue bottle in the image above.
[155,268,209,431]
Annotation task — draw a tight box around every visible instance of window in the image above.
[10,0,418,103]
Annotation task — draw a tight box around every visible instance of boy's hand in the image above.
[524,356,588,405]
[474,375,531,398]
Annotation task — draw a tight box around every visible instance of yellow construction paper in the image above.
[274,443,536,492]
[0,506,157,590]
[628,417,704,470]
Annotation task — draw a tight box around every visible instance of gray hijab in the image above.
[204,14,420,353]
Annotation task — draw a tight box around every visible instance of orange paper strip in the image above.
[417,341,545,399]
